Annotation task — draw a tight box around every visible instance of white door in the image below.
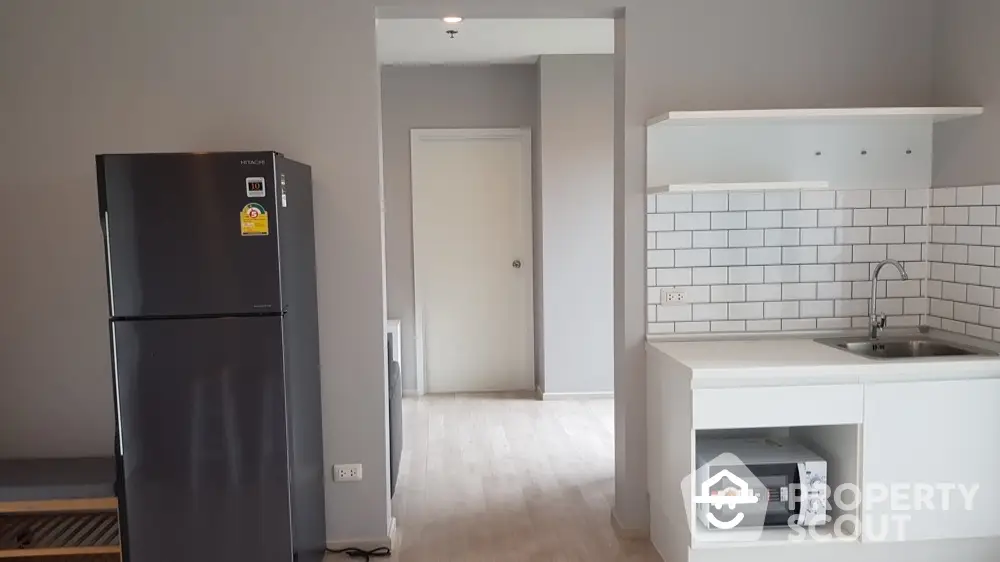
[411,129,534,394]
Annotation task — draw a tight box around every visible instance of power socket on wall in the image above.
[333,463,363,482]
[660,289,686,305]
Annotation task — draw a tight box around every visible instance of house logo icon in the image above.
[691,469,759,529]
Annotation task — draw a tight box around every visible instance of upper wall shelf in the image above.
[647,106,984,128]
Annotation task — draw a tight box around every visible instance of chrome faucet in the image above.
[869,259,909,340]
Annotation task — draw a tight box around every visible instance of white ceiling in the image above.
[377,18,614,65]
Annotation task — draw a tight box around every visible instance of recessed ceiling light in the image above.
[442,16,463,24]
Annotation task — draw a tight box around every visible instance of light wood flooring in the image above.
[351,393,661,562]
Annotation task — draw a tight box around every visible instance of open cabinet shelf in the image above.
[648,106,984,127]
[650,181,830,194]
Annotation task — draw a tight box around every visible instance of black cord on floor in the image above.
[326,546,391,561]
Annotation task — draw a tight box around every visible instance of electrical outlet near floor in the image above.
[660,289,686,305]
[333,463,363,482]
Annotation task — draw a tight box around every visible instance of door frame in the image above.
[409,127,534,395]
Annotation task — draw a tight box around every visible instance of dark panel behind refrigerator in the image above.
[111,316,293,562]
[274,156,327,562]
[97,152,283,318]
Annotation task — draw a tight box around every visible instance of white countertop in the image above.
[647,330,1000,387]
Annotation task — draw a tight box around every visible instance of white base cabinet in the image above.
[862,379,1000,542]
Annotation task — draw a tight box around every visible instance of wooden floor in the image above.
[360,393,661,562]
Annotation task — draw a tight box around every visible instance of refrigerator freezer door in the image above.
[112,316,293,562]
[98,152,282,317]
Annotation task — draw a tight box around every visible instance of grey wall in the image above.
[0,0,939,546]
[932,0,1000,187]
[537,55,615,396]
[380,65,538,393]
[0,0,390,545]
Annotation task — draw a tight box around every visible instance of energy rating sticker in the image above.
[241,203,269,236]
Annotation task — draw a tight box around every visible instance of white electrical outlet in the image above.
[334,463,363,482]
[661,289,686,305]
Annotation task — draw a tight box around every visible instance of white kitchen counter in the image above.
[646,330,1000,388]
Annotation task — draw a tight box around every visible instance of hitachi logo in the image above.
[241,159,266,165]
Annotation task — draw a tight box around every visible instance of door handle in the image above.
[512,259,522,269]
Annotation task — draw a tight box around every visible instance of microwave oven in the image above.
[694,437,829,530]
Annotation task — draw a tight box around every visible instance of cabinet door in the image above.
[863,379,1000,542]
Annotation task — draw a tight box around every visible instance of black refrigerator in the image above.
[96,152,326,562]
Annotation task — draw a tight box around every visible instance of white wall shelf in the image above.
[647,106,984,127]
[650,181,830,194]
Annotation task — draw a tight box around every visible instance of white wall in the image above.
[0,0,938,547]
[380,65,538,393]
[932,0,1000,187]
[537,55,615,396]
[0,0,390,545]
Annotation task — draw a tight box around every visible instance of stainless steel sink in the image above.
[814,336,998,359]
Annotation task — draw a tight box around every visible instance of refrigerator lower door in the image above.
[111,316,293,562]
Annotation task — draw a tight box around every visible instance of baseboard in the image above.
[540,390,614,400]
[610,508,648,540]
[327,517,396,552]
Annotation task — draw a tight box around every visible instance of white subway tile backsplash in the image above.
[854,208,889,227]
[955,302,980,323]
[836,227,870,245]
[693,267,728,285]
[765,191,800,210]
[800,300,834,318]
[969,206,997,226]
[656,193,692,213]
[930,299,954,319]
[969,245,995,266]
[982,307,1000,328]
[711,321,746,332]
[729,266,764,284]
[747,247,783,265]
[853,281,885,299]
[904,297,930,315]
[870,227,905,244]
[931,262,956,282]
[932,187,958,207]
[658,304,693,322]
[783,210,818,228]
[747,319,783,331]
[836,299,869,317]
[906,188,930,208]
[819,210,854,227]
[925,207,945,225]
[984,185,1000,205]
[685,285,712,303]
[837,190,871,209]
[926,244,944,262]
[905,226,928,243]
[957,186,984,206]
[782,319,817,330]
[871,189,907,208]
[729,192,765,211]
[818,317,853,329]
[648,214,675,232]
[941,316,966,330]
[878,298,904,315]
[818,245,853,263]
[800,191,836,209]
[783,246,818,264]
[888,208,923,226]
[967,323,992,340]
[727,229,765,247]
[647,233,657,249]
[887,244,922,262]
[955,264,981,285]
[648,269,657,286]
[711,248,746,266]
[800,264,836,283]
[647,195,658,213]
[765,301,799,319]
[982,267,1000,287]
[675,213,711,231]
[932,226,957,243]
[765,265,799,283]
[675,249,711,267]
[729,302,764,320]
[783,283,818,300]
[968,285,994,306]
[675,321,711,333]
[818,282,853,299]
[887,280,922,298]
[943,244,969,264]
[852,244,888,262]
[710,285,747,303]
[945,206,971,225]
[658,268,692,286]
[747,284,783,301]
[693,192,729,212]
[801,228,835,246]
[747,211,783,229]
[943,282,968,302]
[765,228,800,247]
[957,226,983,245]
[926,279,943,298]
[836,263,871,281]
[712,212,747,230]
[693,303,728,321]
[648,250,675,267]
[648,323,674,334]
[983,227,1000,246]
[692,230,728,248]
[657,231,693,249]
